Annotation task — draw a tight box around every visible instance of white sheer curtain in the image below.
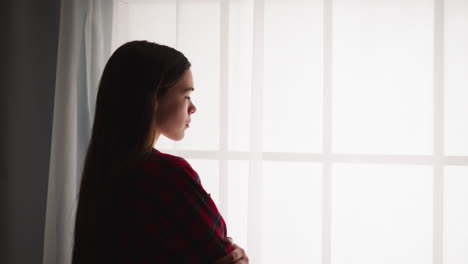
[43,1,113,264]
[45,0,468,263]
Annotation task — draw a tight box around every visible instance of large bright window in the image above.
[111,0,468,263]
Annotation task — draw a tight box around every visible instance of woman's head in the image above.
[92,40,192,157]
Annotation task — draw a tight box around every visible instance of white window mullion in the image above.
[176,150,468,166]
[219,0,230,217]
[444,156,468,165]
[249,0,264,262]
[433,0,445,264]
[322,0,333,264]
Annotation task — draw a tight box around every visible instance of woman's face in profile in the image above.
[154,68,197,141]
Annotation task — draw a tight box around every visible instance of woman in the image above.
[72,41,248,264]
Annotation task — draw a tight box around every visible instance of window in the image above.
[111,0,468,263]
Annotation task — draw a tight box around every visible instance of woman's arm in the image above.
[135,163,233,263]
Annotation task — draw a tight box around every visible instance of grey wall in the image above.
[0,0,61,263]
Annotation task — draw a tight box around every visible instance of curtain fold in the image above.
[42,1,113,263]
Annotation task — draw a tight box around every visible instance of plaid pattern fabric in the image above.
[114,148,232,263]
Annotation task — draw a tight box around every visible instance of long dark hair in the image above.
[72,41,191,263]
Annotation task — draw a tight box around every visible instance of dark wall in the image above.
[0,0,61,263]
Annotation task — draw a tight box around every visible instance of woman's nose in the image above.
[189,102,197,114]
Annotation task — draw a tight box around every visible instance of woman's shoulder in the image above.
[141,147,200,184]
[143,147,192,170]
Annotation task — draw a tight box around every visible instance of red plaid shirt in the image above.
[114,148,232,263]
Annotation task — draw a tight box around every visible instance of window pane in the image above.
[444,166,468,264]
[332,0,433,155]
[332,164,432,264]
[185,159,220,204]
[228,0,253,151]
[263,0,323,153]
[226,161,249,249]
[444,0,468,156]
[129,1,176,46]
[262,161,322,263]
[112,0,178,51]
[176,0,220,150]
